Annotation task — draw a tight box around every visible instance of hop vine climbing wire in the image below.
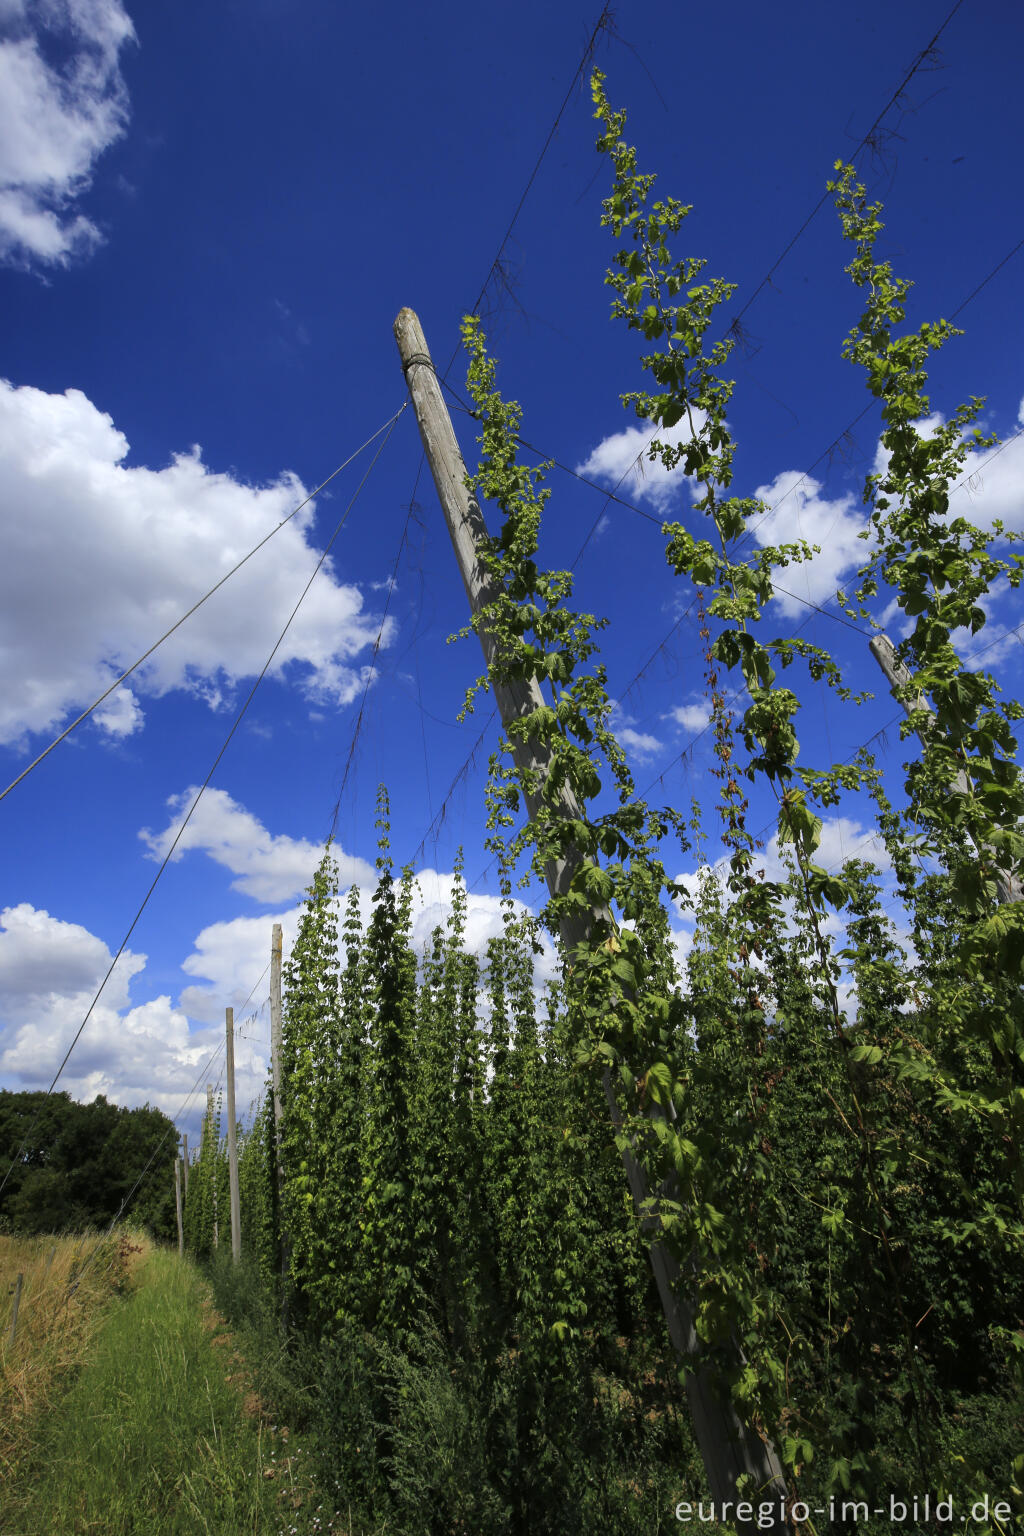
[0,404,409,807]
[0,410,405,1203]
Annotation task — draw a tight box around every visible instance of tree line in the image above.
[0,1089,176,1239]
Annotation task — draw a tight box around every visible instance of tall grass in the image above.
[1,1245,344,1536]
[0,1228,144,1485]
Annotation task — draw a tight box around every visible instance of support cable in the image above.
[325,459,421,844]
[0,406,408,807]
[726,0,967,334]
[562,205,1023,579]
[0,413,403,1201]
[441,4,615,381]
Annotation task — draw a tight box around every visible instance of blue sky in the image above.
[1,0,1022,1163]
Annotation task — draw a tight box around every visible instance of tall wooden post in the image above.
[182,1133,189,1196]
[174,1156,184,1256]
[225,1006,242,1263]
[207,1084,218,1249]
[270,923,288,1298]
[870,633,1022,904]
[394,307,789,1523]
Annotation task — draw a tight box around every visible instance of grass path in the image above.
[1,1245,339,1536]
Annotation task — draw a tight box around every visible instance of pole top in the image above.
[394,307,432,371]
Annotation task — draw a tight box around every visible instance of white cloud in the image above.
[0,0,135,267]
[617,726,662,763]
[813,816,890,875]
[0,853,560,1141]
[0,381,395,747]
[92,682,143,737]
[664,700,711,735]
[751,470,868,617]
[178,866,562,1029]
[139,786,375,904]
[576,412,709,516]
[671,816,891,928]
[0,901,211,1117]
[606,700,663,764]
[179,909,304,1027]
[948,413,1024,535]
[0,900,276,1133]
[0,899,142,1006]
[871,400,1024,537]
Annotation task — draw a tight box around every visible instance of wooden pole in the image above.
[8,1273,23,1346]
[225,1006,242,1263]
[207,1083,218,1250]
[174,1156,184,1256]
[269,923,288,1300]
[870,633,1022,904]
[182,1133,189,1196]
[394,308,789,1523]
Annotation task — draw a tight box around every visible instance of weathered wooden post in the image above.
[394,306,789,1524]
[182,1133,190,1196]
[174,1156,184,1256]
[269,922,288,1304]
[207,1083,219,1250]
[225,1006,242,1262]
[8,1273,23,1346]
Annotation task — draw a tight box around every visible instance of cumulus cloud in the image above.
[0,901,210,1116]
[0,849,561,1141]
[178,909,305,1028]
[0,899,282,1134]
[671,815,890,926]
[0,381,395,747]
[870,399,1024,538]
[0,0,135,267]
[664,700,711,735]
[749,470,868,617]
[178,866,562,1029]
[92,682,143,738]
[945,399,1024,535]
[618,726,662,763]
[0,899,142,1006]
[606,701,663,765]
[576,413,709,517]
[139,786,375,904]
[578,417,875,615]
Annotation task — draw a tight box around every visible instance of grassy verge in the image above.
[1,1228,146,1486]
[1,1244,346,1536]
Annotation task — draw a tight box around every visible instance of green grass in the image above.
[1,1246,344,1536]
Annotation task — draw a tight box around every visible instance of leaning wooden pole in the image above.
[870,633,1022,904]
[394,307,789,1524]
[182,1133,189,1197]
[225,1006,242,1263]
